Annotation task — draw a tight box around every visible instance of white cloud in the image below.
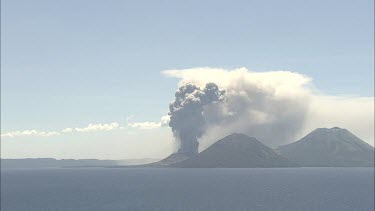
[74,122,120,132]
[2,118,170,139]
[1,130,60,138]
[162,67,313,97]
[128,115,170,130]
[128,122,162,129]
[1,122,122,138]
[61,128,73,133]
[160,115,170,126]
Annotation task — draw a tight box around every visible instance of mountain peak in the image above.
[277,127,374,167]
[219,133,257,142]
[170,133,295,168]
[313,127,347,133]
[306,127,356,142]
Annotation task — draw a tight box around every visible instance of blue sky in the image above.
[1,0,374,158]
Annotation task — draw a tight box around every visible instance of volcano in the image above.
[276,127,374,167]
[170,133,296,168]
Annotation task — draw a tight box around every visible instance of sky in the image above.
[1,0,374,159]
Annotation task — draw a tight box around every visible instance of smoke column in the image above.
[168,83,225,155]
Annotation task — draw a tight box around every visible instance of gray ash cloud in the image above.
[168,83,225,155]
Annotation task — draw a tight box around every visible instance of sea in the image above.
[1,167,374,211]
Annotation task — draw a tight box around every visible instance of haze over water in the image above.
[1,167,373,211]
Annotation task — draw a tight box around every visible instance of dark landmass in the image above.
[170,133,296,168]
[276,127,374,167]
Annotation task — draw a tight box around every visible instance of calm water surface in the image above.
[1,167,374,211]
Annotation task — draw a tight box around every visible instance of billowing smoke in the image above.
[164,67,312,150]
[164,67,374,151]
[169,83,225,154]
[200,81,309,148]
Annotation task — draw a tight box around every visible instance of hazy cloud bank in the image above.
[1,122,121,138]
[1,116,170,138]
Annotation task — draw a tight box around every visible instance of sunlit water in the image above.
[1,167,374,211]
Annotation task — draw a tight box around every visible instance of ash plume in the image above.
[164,67,311,150]
[168,83,225,155]
[164,67,374,152]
